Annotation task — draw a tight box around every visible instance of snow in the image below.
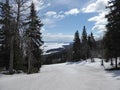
[43,42,70,51]
[42,42,70,55]
[0,58,120,90]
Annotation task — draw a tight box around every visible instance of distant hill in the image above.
[42,42,72,55]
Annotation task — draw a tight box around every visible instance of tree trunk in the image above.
[115,57,118,69]
[27,38,32,74]
[9,36,14,74]
[27,52,31,74]
[110,58,113,66]
[101,59,104,66]
[90,50,94,62]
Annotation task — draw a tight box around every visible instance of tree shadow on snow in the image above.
[66,61,86,65]
[106,68,120,80]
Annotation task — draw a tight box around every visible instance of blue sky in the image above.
[33,0,109,42]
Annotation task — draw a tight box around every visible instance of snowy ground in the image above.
[0,58,120,90]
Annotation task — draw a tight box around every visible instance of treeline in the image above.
[43,26,99,64]
[72,26,96,62]
[73,0,120,70]
[0,0,43,74]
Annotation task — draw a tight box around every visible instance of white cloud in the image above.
[40,3,51,10]
[92,25,106,32]
[49,0,81,8]
[43,33,73,42]
[54,14,65,19]
[82,0,110,34]
[88,12,106,22]
[45,11,57,17]
[26,0,51,11]
[82,0,109,13]
[45,8,80,19]
[45,11,65,19]
[88,11,108,32]
[94,33,105,40]
[43,11,65,27]
[42,18,57,28]
[65,8,80,15]
[43,8,80,27]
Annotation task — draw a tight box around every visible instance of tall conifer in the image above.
[81,26,88,60]
[104,0,120,68]
[25,2,43,73]
[73,30,81,61]
[0,0,13,71]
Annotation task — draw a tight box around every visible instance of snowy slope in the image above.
[0,58,120,90]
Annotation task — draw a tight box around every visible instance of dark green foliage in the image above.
[104,0,120,68]
[0,1,44,74]
[87,32,96,62]
[82,26,87,43]
[88,32,96,50]
[25,3,43,73]
[0,0,12,70]
[72,30,81,61]
[0,0,24,73]
[81,26,88,59]
[72,27,97,62]
[13,42,24,70]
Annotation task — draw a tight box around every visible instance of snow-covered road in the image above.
[0,59,120,90]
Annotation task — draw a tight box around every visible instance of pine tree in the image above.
[0,3,5,66]
[25,2,43,73]
[13,0,29,60]
[0,0,13,71]
[73,30,81,61]
[90,32,96,49]
[0,24,5,68]
[88,32,96,62]
[104,0,120,68]
[0,0,24,73]
[81,26,88,60]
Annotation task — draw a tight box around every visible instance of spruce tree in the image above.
[0,25,5,68]
[25,2,43,73]
[87,35,91,58]
[0,0,28,73]
[90,32,96,49]
[0,0,13,71]
[88,32,96,62]
[81,26,88,60]
[104,0,120,68]
[73,30,81,61]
